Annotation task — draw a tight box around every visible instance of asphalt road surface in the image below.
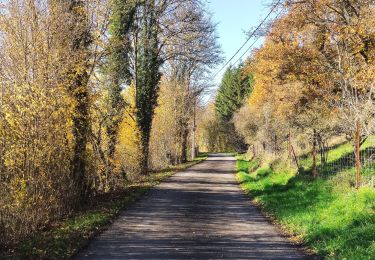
[76,154,307,259]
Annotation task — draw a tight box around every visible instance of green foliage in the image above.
[215,64,253,122]
[298,138,375,183]
[211,64,253,152]
[134,0,162,174]
[237,150,375,259]
[105,0,136,159]
[108,0,136,83]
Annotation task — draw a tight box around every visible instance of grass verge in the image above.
[3,154,207,259]
[237,155,375,259]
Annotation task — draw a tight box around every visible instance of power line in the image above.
[212,0,281,79]
[232,9,283,67]
[232,37,260,66]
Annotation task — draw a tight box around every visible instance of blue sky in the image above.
[206,0,272,91]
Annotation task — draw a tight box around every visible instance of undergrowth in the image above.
[3,154,207,259]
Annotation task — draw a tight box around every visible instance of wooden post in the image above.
[291,144,300,171]
[288,130,292,158]
[355,120,361,189]
[312,129,317,178]
[274,134,277,157]
[288,130,292,164]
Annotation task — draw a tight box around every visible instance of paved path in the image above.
[76,154,307,259]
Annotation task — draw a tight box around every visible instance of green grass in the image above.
[297,138,375,187]
[3,154,207,259]
[299,138,374,169]
[237,154,375,259]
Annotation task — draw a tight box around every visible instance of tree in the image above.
[62,0,93,201]
[105,0,136,174]
[160,1,222,162]
[125,0,221,174]
[52,0,112,199]
[131,0,162,175]
[215,65,253,121]
[214,64,253,151]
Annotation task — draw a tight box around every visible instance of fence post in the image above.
[355,120,361,189]
[312,129,317,178]
[274,134,277,157]
[288,130,291,157]
[291,144,300,171]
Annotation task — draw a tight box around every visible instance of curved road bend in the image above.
[76,153,307,259]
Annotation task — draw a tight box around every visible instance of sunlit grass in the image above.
[237,152,375,259]
[299,138,374,168]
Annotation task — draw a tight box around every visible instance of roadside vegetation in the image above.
[2,154,207,259]
[237,147,375,259]
[0,0,220,250]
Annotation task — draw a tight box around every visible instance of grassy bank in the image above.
[3,154,207,259]
[237,153,375,259]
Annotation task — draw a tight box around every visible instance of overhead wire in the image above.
[231,9,284,67]
[211,0,281,79]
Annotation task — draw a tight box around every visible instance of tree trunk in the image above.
[139,132,150,175]
[66,0,92,202]
[288,130,292,164]
[180,127,189,163]
[106,82,123,168]
[70,71,90,201]
[191,101,196,160]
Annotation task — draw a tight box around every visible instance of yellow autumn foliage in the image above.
[117,84,142,179]
[149,77,194,169]
[235,0,375,161]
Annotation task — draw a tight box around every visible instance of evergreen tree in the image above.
[215,64,253,122]
[214,64,253,151]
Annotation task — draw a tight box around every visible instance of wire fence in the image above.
[251,134,375,188]
[316,135,375,187]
